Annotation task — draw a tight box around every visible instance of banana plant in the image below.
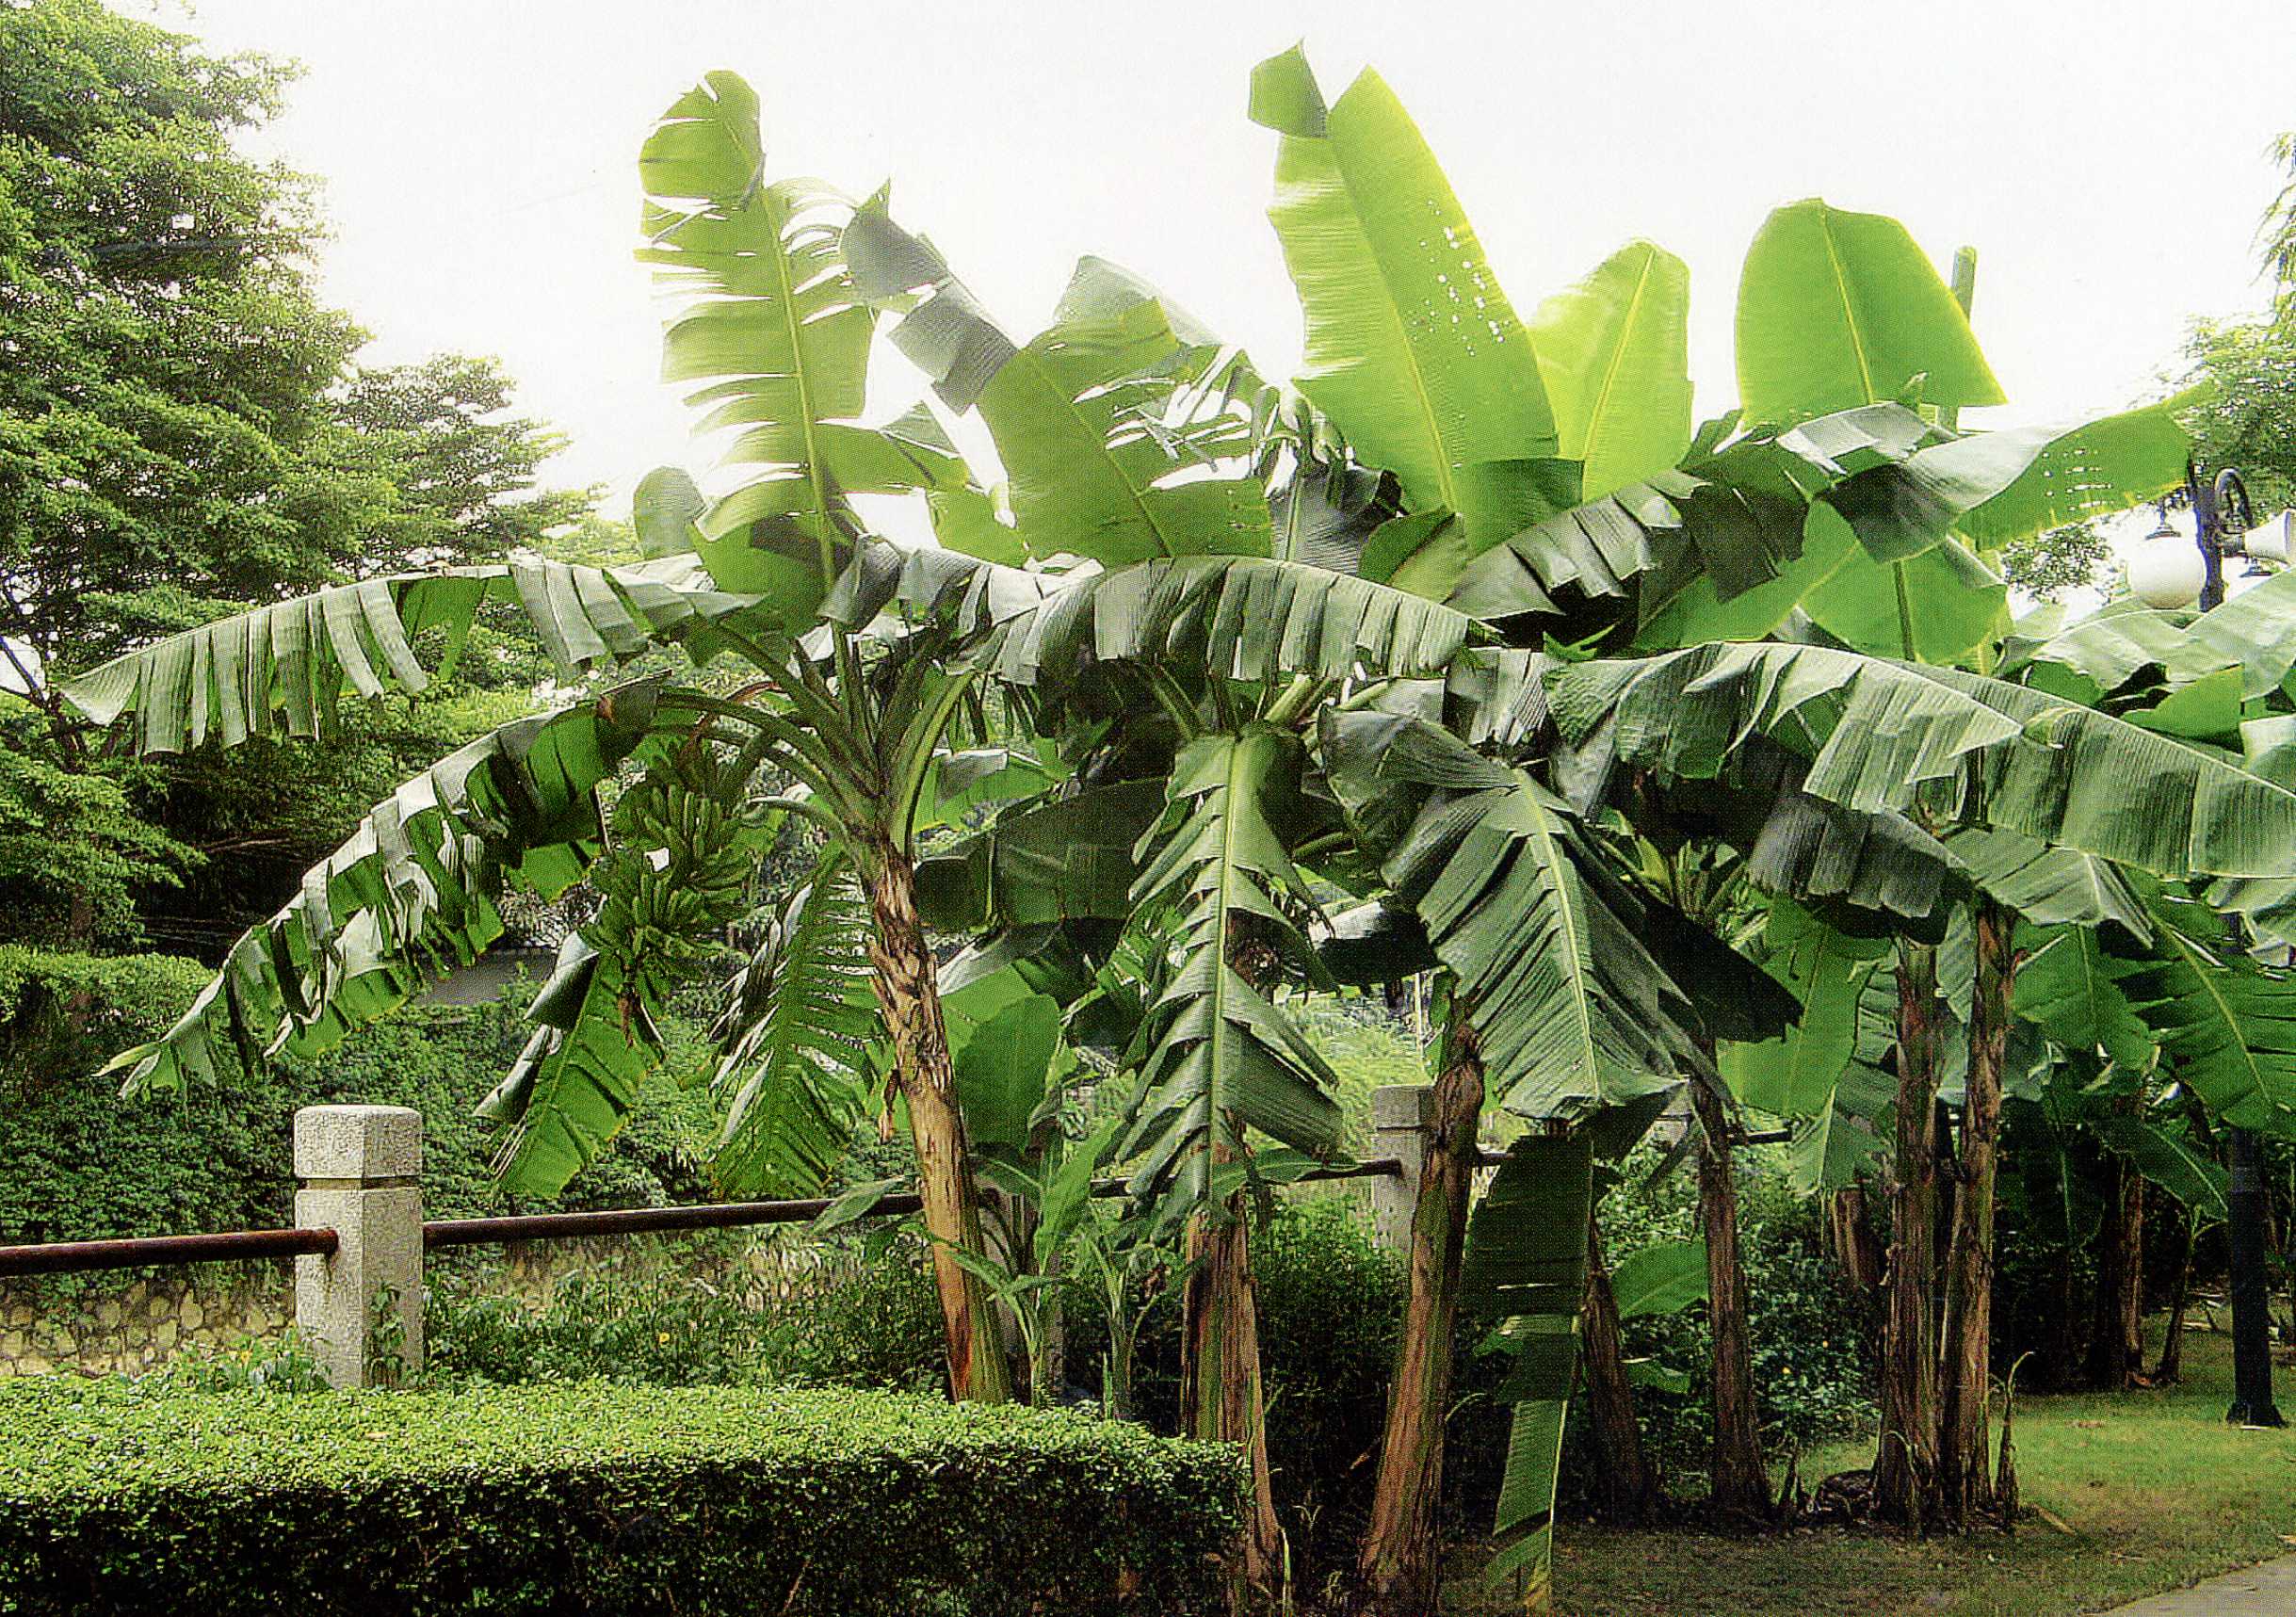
[57,72,1089,1404]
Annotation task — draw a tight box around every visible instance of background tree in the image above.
[0,0,596,966]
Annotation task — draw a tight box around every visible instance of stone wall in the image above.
[0,1265,293,1379]
[0,1232,852,1380]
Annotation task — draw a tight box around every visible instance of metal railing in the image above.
[0,1156,1410,1278]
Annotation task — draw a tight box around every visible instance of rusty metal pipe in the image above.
[0,1226,337,1278]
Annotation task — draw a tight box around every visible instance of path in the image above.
[2104,1553,2296,1613]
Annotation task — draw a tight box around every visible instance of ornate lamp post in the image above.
[2141,461,2287,1428]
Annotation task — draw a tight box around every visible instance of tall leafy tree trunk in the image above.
[1181,1141,1284,1599]
[2094,1107,2140,1396]
[2085,1136,2146,1391]
[1579,1211,1658,1524]
[1938,903,2013,1526]
[2155,1206,2197,1385]
[863,841,1012,1404]
[1828,1179,1886,1297]
[1876,944,1942,1527]
[1355,1034,1487,1613]
[1690,1074,1771,1520]
[1184,928,1286,1602]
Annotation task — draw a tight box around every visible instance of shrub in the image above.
[426,1267,764,1387]
[0,1378,1241,1617]
[1582,1142,1876,1498]
[424,1234,950,1394]
[1057,1196,1512,1589]
[0,954,722,1301]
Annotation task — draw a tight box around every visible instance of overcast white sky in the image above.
[128,0,2296,515]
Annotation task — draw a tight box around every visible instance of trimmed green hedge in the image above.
[0,1379,1241,1616]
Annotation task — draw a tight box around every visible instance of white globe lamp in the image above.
[2127,542,2207,609]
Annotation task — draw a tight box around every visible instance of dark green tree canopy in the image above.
[0,0,591,955]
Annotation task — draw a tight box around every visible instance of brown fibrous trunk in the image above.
[1181,1145,1284,1604]
[1938,903,2012,1528]
[2155,1208,2196,1386]
[1875,946,1941,1529]
[2084,1119,2146,1393]
[865,844,1012,1404]
[1578,1211,1658,1525]
[1353,1039,1487,1613]
[1690,1075,1771,1522]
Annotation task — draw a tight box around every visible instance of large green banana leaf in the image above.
[1249,46,1559,548]
[1461,1131,1595,1595]
[1957,386,2209,551]
[59,555,761,754]
[2120,899,2296,1135]
[1448,402,2081,646]
[640,73,950,606]
[2091,1111,2230,1221]
[2013,923,2155,1067]
[705,864,879,1198]
[997,554,1476,693]
[914,779,1165,932]
[1121,727,1343,1221]
[1937,826,2152,938]
[1549,642,2296,899]
[1734,198,2001,426]
[475,932,663,1197]
[1321,710,1706,1122]
[101,697,652,1097]
[1721,900,1894,1119]
[843,197,1272,565]
[1529,239,1693,503]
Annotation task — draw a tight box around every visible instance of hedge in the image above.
[0,1379,1242,1616]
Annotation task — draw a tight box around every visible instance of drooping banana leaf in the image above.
[1740,789,1954,930]
[1549,642,2296,903]
[1249,46,1560,548]
[2119,898,2296,1135]
[1528,238,1693,503]
[914,778,1164,933]
[2187,566,2296,700]
[1461,1130,1594,1596]
[2012,923,2155,1070]
[1121,727,1343,1222]
[1607,1236,1709,1320]
[1957,386,2207,551]
[1937,826,2152,939]
[999,554,1476,692]
[844,197,1273,565]
[951,992,1065,1165]
[1452,402,2102,645]
[2005,601,2208,702]
[1721,899,1894,1118]
[1321,709,1705,1123]
[102,697,653,1097]
[2090,1112,2230,1220]
[1734,197,2002,426]
[59,554,761,755]
[704,864,878,1198]
[477,932,662,1196]
[1446,407,1918,628]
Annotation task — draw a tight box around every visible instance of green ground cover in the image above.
[1452,1326,2296,1616]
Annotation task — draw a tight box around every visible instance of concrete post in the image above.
[294,1106,423,1388]
[1370,1084,1432,1255]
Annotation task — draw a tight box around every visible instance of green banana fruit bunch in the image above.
[590,747,758,1005]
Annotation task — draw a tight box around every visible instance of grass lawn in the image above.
[1447,1324,2296,1616]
